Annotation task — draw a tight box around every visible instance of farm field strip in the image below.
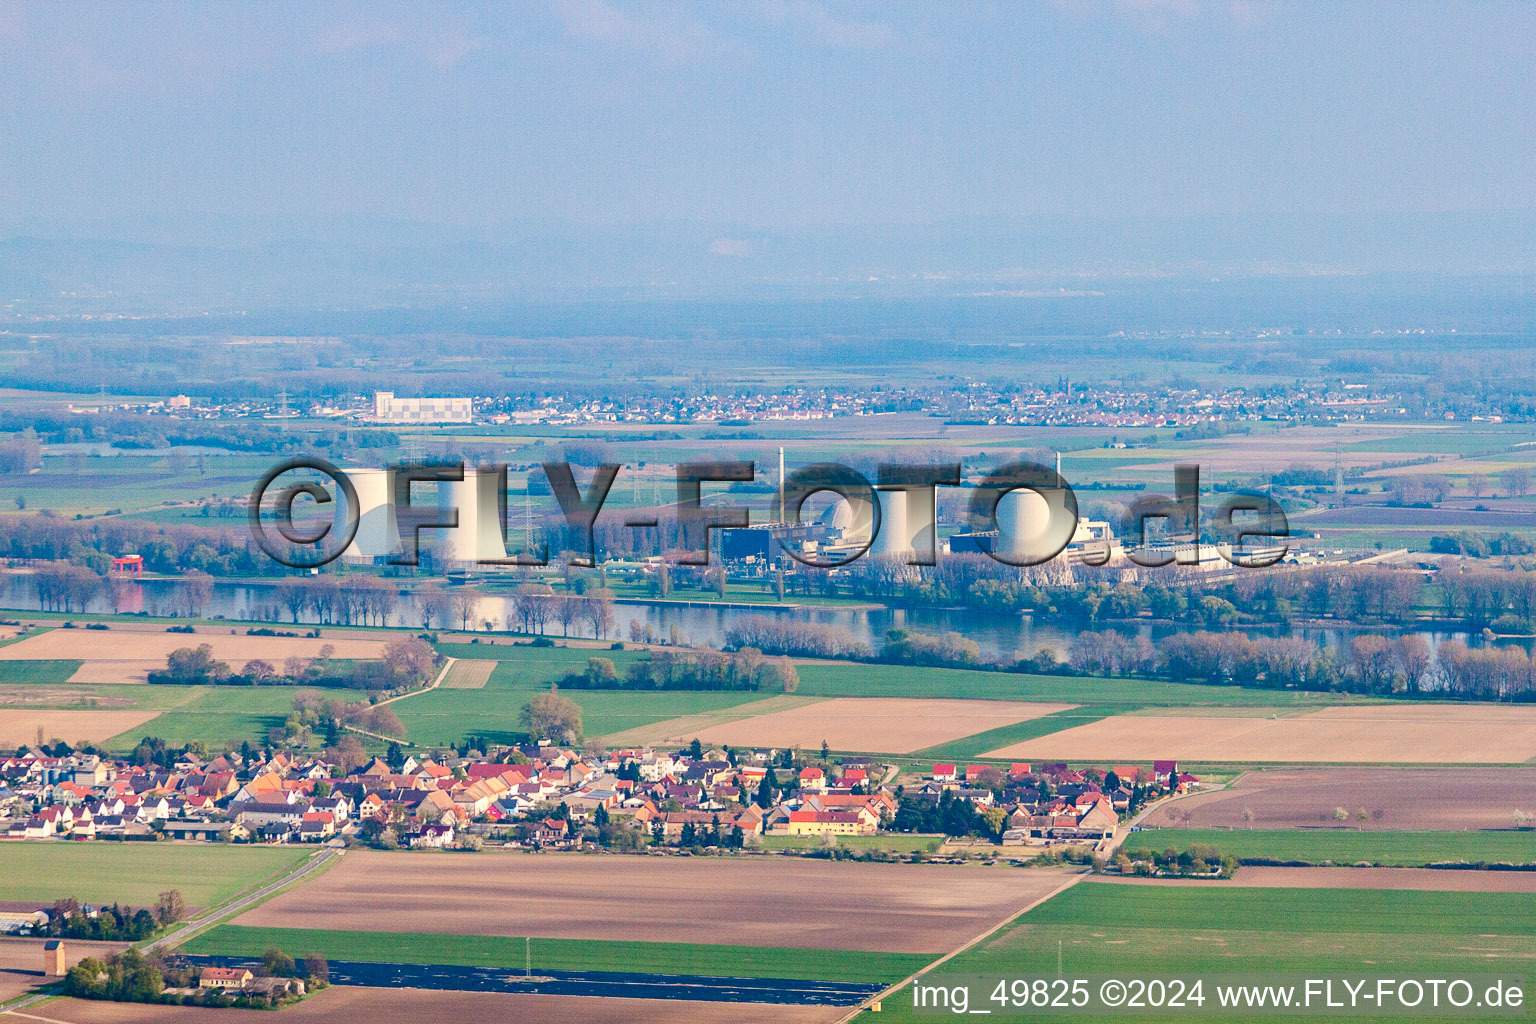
[101,686,374,750]
[1141,767,1536,831]
[915,704,1142,762]
[656,697,1077,754]
[36,988,843,1023]
[0,629,389,665]
[182,926,929,984]
[601,694,825,746]
[228,851,1080,955]
[987,705,1536,764]
[1123,828,1536,867]
[1097,866,1536,892]
[0,709,161,748]
[791,662,1373,707]
[858,881,1536,1022]
[439,660,495,689]
[0,844,315,909]
[0,659,80,684]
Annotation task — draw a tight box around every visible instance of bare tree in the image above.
[180,570,214,618]
[514,583,556,635]
[415,583,450,630]
[584,587,616,640]
[557,594,583,637]
[276,579,309,623]
[452,586,483,631]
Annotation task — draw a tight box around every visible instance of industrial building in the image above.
[371,391,473,423]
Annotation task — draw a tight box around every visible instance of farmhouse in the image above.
[775,809,877,837]
[199,967,254,990]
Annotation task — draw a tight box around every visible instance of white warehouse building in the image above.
[372,391,472,424]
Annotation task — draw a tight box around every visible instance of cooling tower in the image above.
[995,486,1076,563]
[341,467,400,560]
[869,488,913,559]
[436,469,508,564]
[905,486,937,558]
[819,495,875,545]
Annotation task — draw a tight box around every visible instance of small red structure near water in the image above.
[110,555,143,576]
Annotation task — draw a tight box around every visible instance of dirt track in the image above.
[231,850,1079,954]
[29,988,842,1024]
[675,697,1074,754]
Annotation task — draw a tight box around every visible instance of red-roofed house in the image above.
[775,809,875,837]
[199,967,253,990]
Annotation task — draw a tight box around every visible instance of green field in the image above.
[1125,829,1536,867]
[0,843,314,908]
[390,683,764,746]
[760,834,944,854]
[0,659,82,684]
[860,881,1536,1022]
[914,704,1144,761]
[375,642,769,745]
[184,925,928,984]
[100,686,374,750]
[0,636,1382,755]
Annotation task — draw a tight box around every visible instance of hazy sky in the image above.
[1,1,1531,237]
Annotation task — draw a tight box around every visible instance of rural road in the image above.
[372,657,454,708]
[1099,773,1244,858]
[343,657,455,746]
[143,846,341,955]
[0,848,341,1018]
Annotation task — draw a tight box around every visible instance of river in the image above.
[0,574,1503,664]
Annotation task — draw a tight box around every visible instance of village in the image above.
[0,740,1199,863]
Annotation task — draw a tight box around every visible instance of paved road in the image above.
[173,955,883,1006]
[144,846,341,955]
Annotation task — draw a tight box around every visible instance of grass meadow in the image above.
[0,843,314,908]
[862,881,1536,1022]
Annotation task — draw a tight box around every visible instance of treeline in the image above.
[1068,627,1536,700]
[39,897,166,941]
[890,791,997,839]
[1431,533,1535,557]
[883,628,980,666]
[553,650,800,692]
[148,637,437,694]
[2,515,266,577]
[723,615,869,658]
[0,409,398,455]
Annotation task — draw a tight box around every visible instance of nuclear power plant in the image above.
[335,466,508,565]
[338,467,400,561]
